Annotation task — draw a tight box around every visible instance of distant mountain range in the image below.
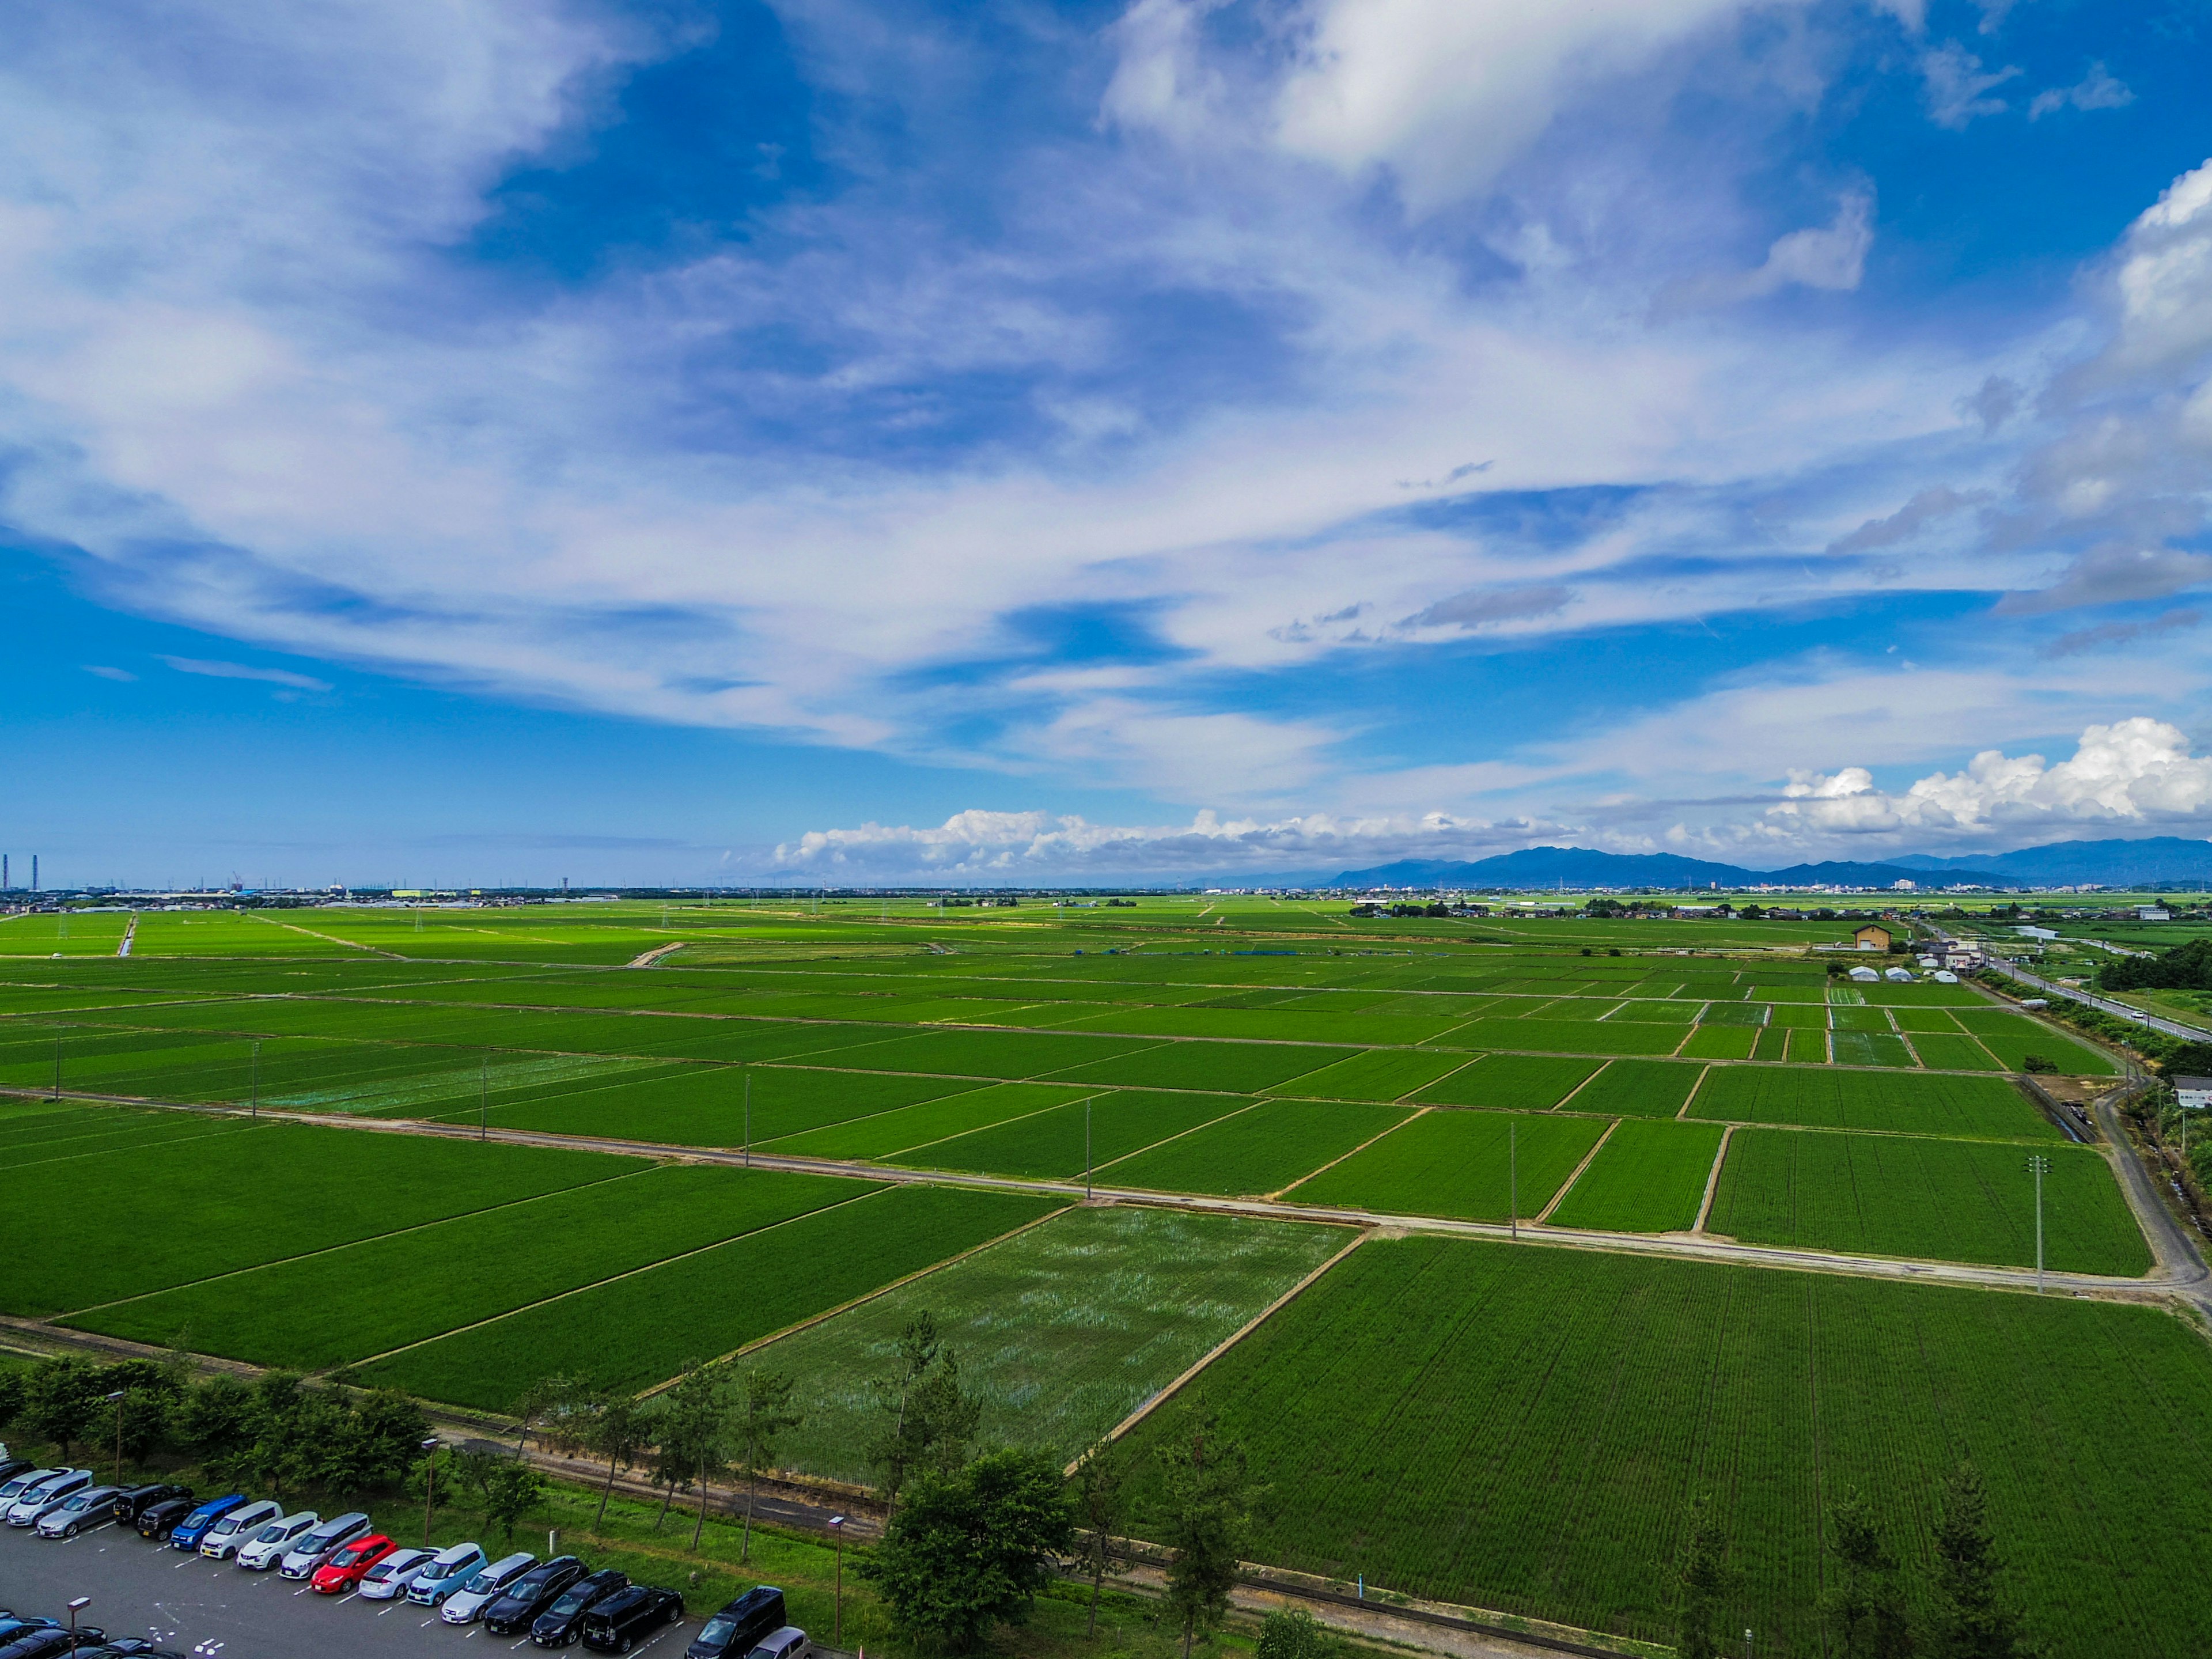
[1331,836,2212,891]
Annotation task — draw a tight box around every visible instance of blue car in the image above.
[169,1494,248,1552]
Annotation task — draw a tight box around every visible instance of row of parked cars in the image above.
[0,1458,813,1659]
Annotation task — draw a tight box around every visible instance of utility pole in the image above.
[480,1052,489,1140]
[52,1029,61,1102]
[251,1040,260,1119]
[743,1071,752,1166]
[1510,1120,1518,1241]
[1086,1099,1094,1200]
[2027,1153,2051,1293]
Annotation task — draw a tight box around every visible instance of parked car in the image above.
[0,1629,105,1659]
[234,1510,317,1571]
[0,1471,58,1509]
[0,1462,33,1491]
[685,1588,787,1659]
[483,1556,589,1637]
[112,1485,191,1528]
[0,1623,57,1648]
[312,1533,399,1595]
[81,1643,188,1659]
[198,1498,282,1559]
[168,1494,248,1552]
[35,1486,123,1539]
[581,1586,685,1654]
[135,1499,196,1543]
[441,1552,538,1625]
[745,1626,810,1659]
[531,1568,630,1647]
[277,1511,372,1580]
[358,1547,438,1601]
[407,1540,488,1606]
[7,1471,92,1528]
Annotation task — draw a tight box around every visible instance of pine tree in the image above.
[1930,1463,2031,1658]
[1818,1486,1915,1658]
[1673,1494,1728,1659]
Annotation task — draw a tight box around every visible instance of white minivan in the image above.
[237,1510,319,1571]
[200,1499,284,1560]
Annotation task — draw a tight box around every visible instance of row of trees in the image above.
[2099,937,2212,993]
[1676,1463,2035,1659]
[0,1353,431,1501]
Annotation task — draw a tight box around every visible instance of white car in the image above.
[236,1510,319,1571]
[199,1499,284,1559]
[407,1541,487,1606]
[358,1548,438,1601]
[440,1551,538,1624]
[7,1470,92,1527]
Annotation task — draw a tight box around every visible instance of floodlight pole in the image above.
[744,1072,752,1168]
[1510,1122,1518,1241]
[2027,1154,2050,1293]
[1086,1099,1094,1200]
[830,1516,846,1642]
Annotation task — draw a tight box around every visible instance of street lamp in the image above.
[828,1516,846,1643]
[421,1437,441,1545]
[66,1599,89,1651]
[105,1389,126,1486]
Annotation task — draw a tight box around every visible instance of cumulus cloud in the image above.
[1919,43,2020,129]
[1766,719,2212,836]
[2029,62,2133,120]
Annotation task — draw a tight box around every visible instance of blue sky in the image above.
[4,0,2212,886]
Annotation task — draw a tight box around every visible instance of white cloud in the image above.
[2029,62,2133,120]
[1766,719,2212,836]
[160,656,333,692]
[81,664,137,682]
[1827,483,1986,553]
[1919,42,2020,129]
[1267,0,1786,212]
[1661,191,1876,312]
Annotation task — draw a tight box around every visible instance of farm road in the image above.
[58,1093,2187,1306]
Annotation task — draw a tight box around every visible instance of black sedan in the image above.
[483,1556,589,1638]
[81,1645,187,1659]
[531,1569,630,1647]
[0,1627,106,1659]
[134,1499,194,1542]
[581,1586,684,1654]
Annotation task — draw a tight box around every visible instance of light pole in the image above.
[421,1437,441,1545]
[480,1052,489,1141]
[744,1072,752,1168]
[251,1040,260,1120]
[66,1599,89,1651]
[52,1029,62,1102]
[1085,1099,1094,1200]
[106,1389,126,1485]
[828,1515,846,1643]
[2026,1154,2051,1293]
[1509,1120,1518,1241]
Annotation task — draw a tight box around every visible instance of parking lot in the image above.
[0,1520,698,1659]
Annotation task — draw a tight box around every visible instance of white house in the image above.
[2139,906,2172,922]
[2176,1076,2212,1113]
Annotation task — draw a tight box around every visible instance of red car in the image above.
[312,1533,399,1595]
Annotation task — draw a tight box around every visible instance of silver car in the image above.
[7,1470,92,1527]
[358,1548,437,1601]
[278,1510,370,1580]
[34,1484,122,1539]
[407,1541,486,1606]
[0,1469,61,1509]
[200,1499,283,1559]
[440,1551,537,1624]
[236,1510,319,1571]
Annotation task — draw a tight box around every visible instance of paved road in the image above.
[1985,956,2212,1044]
[0,1519,696,1659]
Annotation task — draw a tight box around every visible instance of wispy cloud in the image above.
[160,656,332,693]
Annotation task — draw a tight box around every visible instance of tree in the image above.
[1256,1608,1335,1659]
[1671,1493,1728,1659]
[1071,1437,1130,1637]
[1930,1462,2031,1658]
[870,1313,945,1509]
[1818,1486,1914,1659]
[588,1391,652,1532]
[652,1360,731,1550]
[0,1368,22,1433]
[858,1448,1073,1654]
[174,1375,256,1468]
[18,1357,101,1457]
[1153,1401,1257,1659]
[482,1458,547,1544]
[730,1370,803,1565]
[510,1373,574,1457]
[869,1314,982,1513]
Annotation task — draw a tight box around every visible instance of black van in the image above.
[685,1588,786,1659]
[581,1586,684,1654]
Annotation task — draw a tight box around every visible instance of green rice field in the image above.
[1287,1109,1609,1221]
[1543,1118,1725,1233]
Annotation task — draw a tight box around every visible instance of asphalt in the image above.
[0,1520,698,1659]
[1986,957,2212,1043]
